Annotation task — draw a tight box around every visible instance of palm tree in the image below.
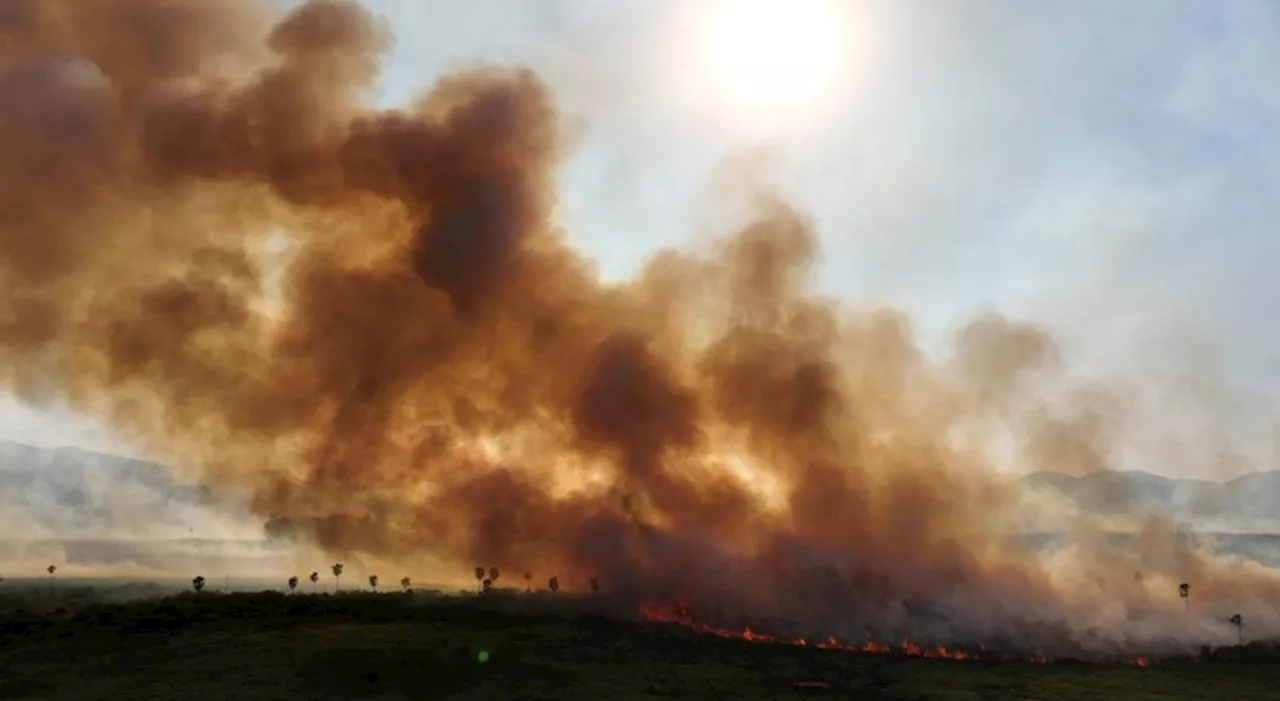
[332,563,344,592]
[548,576,559,593]
[46,564,56,594]
[589,576,599,594]
[524,571,533,592]
[400,576,411,592]
[288,576,299,594]
[309,571,319,593]
[1230,614,1243,645]
[1179,582,1190,615]
[368,575,379,592]
[192,575,206,593]
[488,567,500,588]
[474,566,486,591]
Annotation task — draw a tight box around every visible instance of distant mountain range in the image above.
[0,440,208,502]
[0,440,1278,572]
[1021,469,1280,532]
[0,441,289,574]
[0,440,246,540]
[2,440,1278,537]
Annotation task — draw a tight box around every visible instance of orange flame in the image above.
[638,600,1153,667]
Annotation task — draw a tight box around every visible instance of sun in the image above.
[700,0,847,115]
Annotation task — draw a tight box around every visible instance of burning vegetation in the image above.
[1,0,1278,659]
[638,599,1155,667]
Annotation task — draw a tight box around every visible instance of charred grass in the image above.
[0,588,1275,700]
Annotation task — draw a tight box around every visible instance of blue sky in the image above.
[3,0,1278,479]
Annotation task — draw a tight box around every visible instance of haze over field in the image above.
[2,0,1279,657]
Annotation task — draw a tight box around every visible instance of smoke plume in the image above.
[1,0,1276,656]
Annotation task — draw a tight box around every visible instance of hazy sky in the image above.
[2,0,1278,479]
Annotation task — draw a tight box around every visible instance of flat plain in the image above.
[0,583,1275,701]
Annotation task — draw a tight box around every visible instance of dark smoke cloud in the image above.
[1,0,1277,654]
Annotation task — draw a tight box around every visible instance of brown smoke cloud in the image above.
[1,0,1277,655]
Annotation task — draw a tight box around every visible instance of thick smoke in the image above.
[1,0,1276,656]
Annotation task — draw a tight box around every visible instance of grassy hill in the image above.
[0,586,1275,700]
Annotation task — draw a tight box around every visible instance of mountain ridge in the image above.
[2,439,1278,532]
[1020,467,1280,531]
[0,439,252,540]
[1,440,1278,570]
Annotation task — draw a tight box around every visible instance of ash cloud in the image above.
[0,0,1276,655]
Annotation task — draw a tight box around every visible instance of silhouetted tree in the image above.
[488,566,500,585]
[482,578,493,592]
[309,571,319,593]
[589,576,599,594]
[332,563,344,592]
[400,576,411,592]
[474,566,486,591]
[46,564,56,594]
[1179,582,1190,615]
[368,575,379,591]
[192,575,206,593]
[288,576,298,594]
[548,576,559,593]
[1230,614,1243,645]
[524,571,533,592]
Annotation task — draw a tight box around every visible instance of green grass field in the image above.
[0,586,1276,700]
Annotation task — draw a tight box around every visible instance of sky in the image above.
[2,0,1279,479]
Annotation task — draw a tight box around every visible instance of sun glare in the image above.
[701,0,847,115]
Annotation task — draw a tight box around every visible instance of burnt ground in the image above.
[0,587,1275,700]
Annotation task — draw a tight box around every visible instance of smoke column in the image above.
[1,0,1276,655]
